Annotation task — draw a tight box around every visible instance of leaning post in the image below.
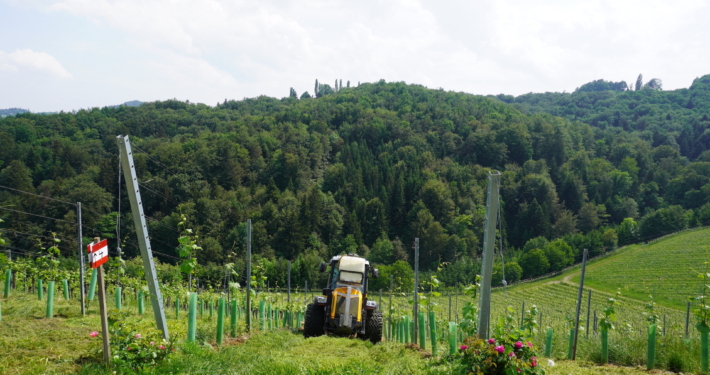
[477,171,501,339]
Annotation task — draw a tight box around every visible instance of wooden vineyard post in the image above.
[413,238,419,345]
[246,219,252,332]
[388,274,393,340]
[90,237,111,364]
[572,249,588,360]
[586,289,592,337]
[77,202,86,316]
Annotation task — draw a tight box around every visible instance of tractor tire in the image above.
[364,310,383,344]
[303,303,325,338]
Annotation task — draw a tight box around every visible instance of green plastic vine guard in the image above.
[259,300,265,331]
[138,290,144,315]
[230,300,238,337]
[647,324,656,370]
[428,311,437,356]
[4,269,11,298]
[418,312,426,350]
[46,281,55,318]
[188,292,197,342]
[268,303,273,330]
[209,300,214,318]
[0,299,3,321]
[216,297,225,345]
[275,308,280,329]
[199,298,204,318]
[448,322,457,355]
[115,287,122,311]
[62,279,70,300]
[88,269,97,301]
[545,328,553,357]
[601,328,609,364]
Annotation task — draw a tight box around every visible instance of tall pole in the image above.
[117,135,169,339]
[77,202,86,315]
[478,171,501,339]
[572,249,588,360]
[586,289,592,337]
[246,219,252,332]
[413,238,419,344]
[94,238,111,364]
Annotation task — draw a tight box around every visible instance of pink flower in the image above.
[495,345,505,353]
[514,341,523,349]
[459,345,469,350]
[488,338,496,344]
[127,347,132,351]
[158,345,166,350]
[134,334,142,339]
[150,341,155,346]
[526,342,533,348]
[531,356,538,367]
[509,351,516,357]
[517,369,521,373]
[89,331,99,338]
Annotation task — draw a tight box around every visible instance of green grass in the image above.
[3,228,710,374]
[571,227,710,310]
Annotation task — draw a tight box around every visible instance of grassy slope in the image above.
[569,227,710,310]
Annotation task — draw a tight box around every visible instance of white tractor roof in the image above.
[338,255,368,273]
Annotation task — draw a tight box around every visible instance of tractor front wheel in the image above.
[363,310,383,344]
[303,303,325,338]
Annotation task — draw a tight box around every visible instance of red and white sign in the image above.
[87,239,109,268]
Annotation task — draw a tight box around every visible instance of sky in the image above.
[1,0,709,113]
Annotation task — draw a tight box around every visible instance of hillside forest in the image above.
[1,75,710,291]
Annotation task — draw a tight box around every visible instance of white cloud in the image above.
[2,0,710,110]
[0,49,72,79]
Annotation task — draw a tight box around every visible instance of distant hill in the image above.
[110,100,144,108]
[0,101,144,118]
[0,108,29,118]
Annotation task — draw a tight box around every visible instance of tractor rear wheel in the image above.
[303,303,325,338]
[364,310,383,344]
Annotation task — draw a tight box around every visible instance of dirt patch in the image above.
[219,335,249,347]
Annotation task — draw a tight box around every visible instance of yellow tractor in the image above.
[303,254,383,344]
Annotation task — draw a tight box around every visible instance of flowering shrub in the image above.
[458,337,544,375]
[455,306,544,375]
[90,312,174,371]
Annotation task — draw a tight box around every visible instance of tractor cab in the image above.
[304,254,383,343]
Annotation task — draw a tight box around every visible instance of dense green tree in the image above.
[521,249,549,279]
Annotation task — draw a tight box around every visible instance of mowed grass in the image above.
[0,289,694,375]
[571,227,710,310]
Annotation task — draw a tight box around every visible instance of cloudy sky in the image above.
[1,0,709,112]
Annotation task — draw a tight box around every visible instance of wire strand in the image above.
[0,207,76,224]
[0,184,76,206]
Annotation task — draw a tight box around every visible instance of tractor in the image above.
[303,254,383,344]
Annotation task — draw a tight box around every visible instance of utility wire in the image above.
[0,229,70,243]
[0,207,75,224]
[0,184,76,206]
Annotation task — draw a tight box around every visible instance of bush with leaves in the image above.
[94,312,174,371]
[456,306,544,375]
